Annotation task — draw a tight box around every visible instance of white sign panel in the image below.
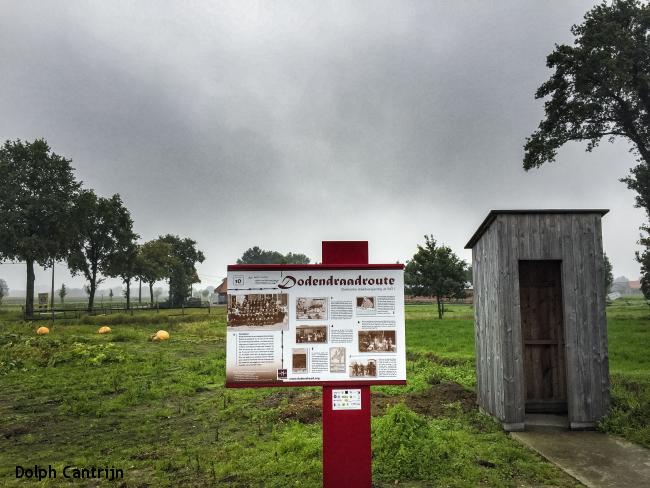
[225,267,406,385]
[332,389,362,410]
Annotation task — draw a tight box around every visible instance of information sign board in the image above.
[225,265,405,387]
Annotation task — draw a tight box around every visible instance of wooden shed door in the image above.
[519,260,567,413]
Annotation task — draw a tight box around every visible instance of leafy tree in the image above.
[524,0,649,175]
[138,239,174,306]
[201,289,210,300]
[105,240,140,310]
[0,278,8,305]
[283,252,311,264]
[404,235,469,319]
[637,234,650,299]
[523,1,650,290]
[237,246,284,264]
[122,286,130,302]
[58,283,67,305]
[109,288,114,302]
[237,246,311,264]
[604,253,614,294]
[67,190,137,311]
[159,235,205,306]
[0,139,80,317]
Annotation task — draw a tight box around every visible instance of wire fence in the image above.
[21,302,219,321]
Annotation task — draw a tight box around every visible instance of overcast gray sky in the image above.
[0,0,644,293]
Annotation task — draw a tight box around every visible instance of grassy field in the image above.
[0,298,647,487]
[597,297,650,447]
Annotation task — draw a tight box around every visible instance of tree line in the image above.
[0,138,205,317]
[236,246,311,265]
[243,237,616,320]
[236,240,472,319]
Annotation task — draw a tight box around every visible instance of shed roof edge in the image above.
[464,209,609,249]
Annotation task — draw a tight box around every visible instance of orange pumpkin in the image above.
[36,326,50,335]
[155,330,170,341]
[98,326,111,334]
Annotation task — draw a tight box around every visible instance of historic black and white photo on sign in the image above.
[358,330,396,353]
[227,294,288,330]
[349,358,376,377]
[296,297,328,320]
[296,325,328,344]
[356,296,376,315]
[329,347,346,373]
[292,348,308,373]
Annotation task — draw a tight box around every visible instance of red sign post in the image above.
[321,241,372,487]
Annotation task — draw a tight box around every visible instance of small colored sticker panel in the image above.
[332,389,362,410]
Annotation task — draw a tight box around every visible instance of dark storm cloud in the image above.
[0,0,642,292]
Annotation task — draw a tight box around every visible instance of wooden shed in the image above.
[465,210,610,431]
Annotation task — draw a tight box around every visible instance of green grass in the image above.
[0,298,647,486]
[598,296,650,447]
[607,297,650,377]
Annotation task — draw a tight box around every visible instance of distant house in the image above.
[612,276,643,296]
[629,280,642,294]
[211,278,227,305]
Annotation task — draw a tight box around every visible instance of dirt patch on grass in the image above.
[131,450,162,461]
[373,383,476,417]
[2,424,30,439]
[258,390,292,409]
[265,382,476,423]
[275,390,322,423]
[407,351,471,367]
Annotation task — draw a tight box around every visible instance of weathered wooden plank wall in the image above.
[472,221,504,421]
[472,211,609,429]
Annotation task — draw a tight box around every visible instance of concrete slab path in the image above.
[512,429,650,488]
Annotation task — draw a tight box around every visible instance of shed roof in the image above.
[464,209,609,249]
